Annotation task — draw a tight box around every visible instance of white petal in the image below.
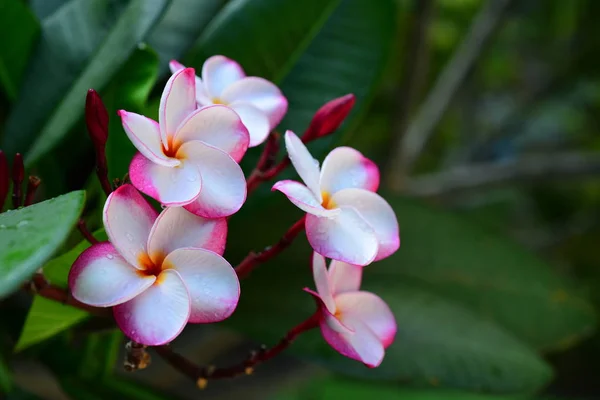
[222,77,288,129]
[284,131,322,200]
[312,252,335,313]
[174,105,249,162]
[148,207,227,257]
[272,180,338,217]
[305,208,378,267]
[118,111,178,167]
[113,269,190,346]
[129,152,202,207]
[331,189,400,261]
[202,55,245,98]
[159,68,197,149]
[328,260,362,295]
[103,184,158,269]
[229,102,270,147]
[69,242,155,307]
[164,248,240,323]
[320,147,380,194]
[179,141,247,218]
[335,292,397,348]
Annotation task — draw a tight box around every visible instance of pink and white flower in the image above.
[68,185,240,346]
[120,67,249,218]
[305,253,396,368]
[170,56,288,147]
[273,131,400,266]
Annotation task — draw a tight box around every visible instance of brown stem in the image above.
[24,176,41,206]
[11,153,24,208]
[77,219,99,244]
[25,274,111,317]
[154,313,319,387]
[235,216,306,279]
[246,132,281,194]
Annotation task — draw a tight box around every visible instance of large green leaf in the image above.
[378,196,597,351]
[147,0,225,74]
[15,230,107,351]
[0,190,85,298]
[0,0,40,100]
[224,200,552,393]
[102,45,160,177]
[2,0,170,165]
[188,0,394,157]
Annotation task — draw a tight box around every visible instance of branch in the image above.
[235,217,306,279]
[404,152,600,198]
[387,0,514,188]
[153,313,319,388]
[25,273,111,318]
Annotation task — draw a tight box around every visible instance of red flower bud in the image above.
[85,89,109,147]
[303,94,355,142]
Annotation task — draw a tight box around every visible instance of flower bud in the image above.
[85,89,109,146]
[303,94,355,142]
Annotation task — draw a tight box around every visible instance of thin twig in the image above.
[78,219,99,244]
[404,152,600,198]
[246,132,280,194]
[24,176,41,206]
[387,0,514,188]
[11,153,24,208]
[0,151,9,210]
[154,313,319,387]
[235,217,306,279]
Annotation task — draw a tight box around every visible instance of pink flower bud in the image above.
[303,94,355,142]
[85,89,109,147]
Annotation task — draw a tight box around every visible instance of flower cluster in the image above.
[69,55,400,368]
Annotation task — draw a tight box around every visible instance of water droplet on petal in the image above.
[106,254,114,260]
[186,174,197,182]
[125,233,134,242]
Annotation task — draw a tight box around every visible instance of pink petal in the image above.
[335,292,396,348]
[201,55,245,98]
[305,208,378,267]
[164,248,239,323]
[113,269,190,346]
[69,242,155,307]
[331,189,399,261]
[118,111,178,167]
[159,68,196,149]
[284,131,322,200]
[173,105,249,162]
[320,315,385,368]
[168,60,185,73]
[304,288,351,333]
[320,147,379,194]
[312,252,335,313]
[147,207,227,257]
[180,141,246,218]
[170,60,212,105]
[129,152,202,207]
[222,77,288,129]
[103,184,158,269]
[328,260,362,295]
[272,180,338,217]
[229,102,270,147]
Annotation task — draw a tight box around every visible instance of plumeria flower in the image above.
[120,67,249,218]
[305,253,396,367]
[170,56,288,147]
[273,131,400,266]
[68,185,240,346]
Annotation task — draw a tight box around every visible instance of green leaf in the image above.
[147,0,225,74]
[15,230,107,351]
[188,0,394,157]
[77,330,123,378]
[378,196,597,351]
[2,0,170,165]
[0,190,85,298]
[58,376,172,400]
[102,44,160,177]
[15,297,88,352]
[275,377,540,400]
[0,0,40,100]
[224,200,552,393]
[0,353,11,394]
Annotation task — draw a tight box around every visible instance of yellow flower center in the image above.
[321,191,336,209]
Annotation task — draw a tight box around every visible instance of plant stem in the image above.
[77,219,99,244]
[11,153,24,208]
[24,176,41,206]
[235,216,306,279]
[154,313,319,387]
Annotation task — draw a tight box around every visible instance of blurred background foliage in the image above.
[1,0,600,398]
